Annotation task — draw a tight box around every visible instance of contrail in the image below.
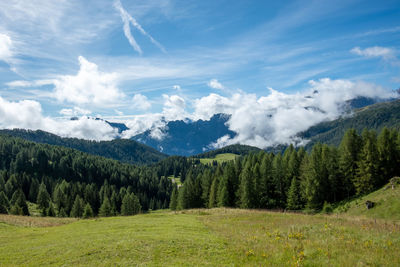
[114,0,166,54]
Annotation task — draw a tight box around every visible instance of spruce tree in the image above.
[355,130,379,195]
[286,177,302,210]
[217,175,229,207]
[99,196,112,217]
[169,186,178,211]
[132,193,141,215]
[208,177,219,208]
[121,193,133,215]
[70,195,84,217]
[83,203,94,218]
[37,183,51,216]
[339,129,361,198]
[239,162,255,209]
[10,189,29,216]
[0,191,9,214]
[377,127,397,185]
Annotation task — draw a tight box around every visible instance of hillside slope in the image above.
[0,129,167,165]
[335,180,400,221]
[299,99,400,149]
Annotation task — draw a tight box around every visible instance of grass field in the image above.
[199,153,238,165]
[1,208,399,266]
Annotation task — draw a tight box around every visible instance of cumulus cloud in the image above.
[195,78,396,149]
[162,94,187,121]
[351,46,396,61]
[114,0,165,54]
[52,56,124,106]
[132,93,151,111]
[59,107,92,117]
[207,79,225,90]
[0,33,13,61]
[0,97,118,140]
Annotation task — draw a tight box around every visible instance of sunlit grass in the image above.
[1,208,399,266]
[199,153,238,165]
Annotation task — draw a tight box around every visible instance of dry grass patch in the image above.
[0,214,76,227]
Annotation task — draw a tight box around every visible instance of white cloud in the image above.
[114,0,165,54]
[351,46,396,60]
[59,107,91,117]
[0,97,117,140]
[52,56,124,106]
[162,94,187,121]
[207,79,225,90]
[0,33,12,61]
[132,93,151,111]
[194,78,396,149]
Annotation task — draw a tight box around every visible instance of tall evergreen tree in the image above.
[37,182,51,216]
[10,188,29,216]
[82,203,94,218]
[286,176,302,210]
[239,162,255,209]
[70,195,84,217]
[339,129,362,198]
[169,186,178,211]
[0,191,9,214]
[355,130,379,195]
[99,196,112,217]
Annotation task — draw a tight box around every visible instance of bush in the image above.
[322,201,333,214]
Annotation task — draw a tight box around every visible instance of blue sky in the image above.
[0,0,400,146]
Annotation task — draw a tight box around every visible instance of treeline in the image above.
[0,135,173,217]
[0,129,167,165]
[171,127,400,211]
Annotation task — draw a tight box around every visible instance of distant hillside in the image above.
[0,129,167,165]
[299,99,400,149]
[194,144,261,158]
[132,113,236,156]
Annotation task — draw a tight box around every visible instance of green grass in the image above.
[167,175,182,186]
[1,208,399,266]
[334,183,400,221]
[199,153,238,165]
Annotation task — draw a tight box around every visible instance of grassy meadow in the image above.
[199,153,238,165]
[1,208,399,266]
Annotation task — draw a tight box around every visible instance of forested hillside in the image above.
[299,99,400,149]
[171,127,400,212]
[0,136,173,217]
[0,129,167,165]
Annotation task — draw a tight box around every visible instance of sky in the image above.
[0,0,399,148]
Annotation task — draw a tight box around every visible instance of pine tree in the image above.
[47,204,56,217]
[70,195,84,217]
[99,196,112,217]
[239,162,255,209]
[37,182,51,216]
[83,203,94,218]
[208,177,219,208]
[10,189,29,216]
[217,175,229,207]
[121,193,133,215]
[169,186,178,211]
[0,191,9,214]
[377,127,397,185]
[286,177,302,210]
[132,193,141,215]
[355,130,379,195]
[58,207,67,217]
[339,129,362,198]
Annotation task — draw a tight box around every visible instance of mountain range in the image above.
[1,97,399,160]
